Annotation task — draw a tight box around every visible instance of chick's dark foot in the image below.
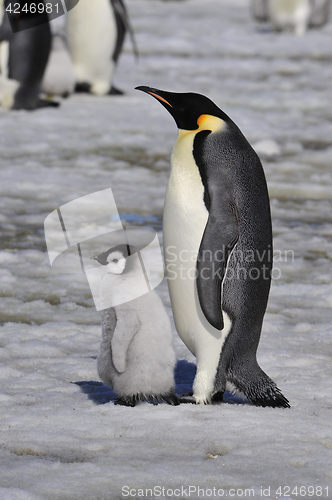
[162,391,180,406]
[114,395,137,407]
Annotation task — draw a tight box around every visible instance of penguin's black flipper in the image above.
[111,0,139,61]
[196,226,238,330]
[0,11,13,42]
[196,198,239,331]
[193,130,240,331]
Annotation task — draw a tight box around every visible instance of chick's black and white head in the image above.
[105,249,127,274]
[92,244,130,275]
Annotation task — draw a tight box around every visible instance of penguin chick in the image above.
[95,245,179,407]
[136,86,290,409]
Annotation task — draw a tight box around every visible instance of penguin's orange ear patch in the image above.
[197,114,225,133]
[147,92,173,108]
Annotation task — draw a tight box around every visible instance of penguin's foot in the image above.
[211,391,224,404]
[75,82,92,93]
[178,394,196,404]
[114,395,137,407]
[146,391,180,406]
[108,85,124,95]
[114,392,181,407]
[12,97,60,110]
[178,391,224,404]
[161,390,180,406]
[37,99,60,109]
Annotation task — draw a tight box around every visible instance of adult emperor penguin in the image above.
[252,0,331,29]
[136,86,290,408]
[66,0,137,95]
[0,0,58,109]
[94,244,179,407]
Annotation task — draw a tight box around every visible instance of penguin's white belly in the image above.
[0,40,17,108]
[0,41,9,78]
[66,0,116,94]
[163,130,232,402]
[42,36,75,96]
[268,0,311,34]
[0,75,19,109]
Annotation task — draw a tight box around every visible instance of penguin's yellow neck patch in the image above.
[197,114,225,133]
[178,114,225,139]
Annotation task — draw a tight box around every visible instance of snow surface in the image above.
[0,0,332,499]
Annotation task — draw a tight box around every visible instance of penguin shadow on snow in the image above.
[74,360,247,406]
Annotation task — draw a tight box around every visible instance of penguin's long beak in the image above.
[135,86,201,131]
[135,86,173,110]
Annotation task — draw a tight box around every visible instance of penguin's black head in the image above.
[136,86,230,131]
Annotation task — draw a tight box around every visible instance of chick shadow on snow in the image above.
[74,359,247,406]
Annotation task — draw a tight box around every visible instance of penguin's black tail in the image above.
[227,362,290,409]
[246,382,290,408]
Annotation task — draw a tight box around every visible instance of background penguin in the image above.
[251,0,269,22]
[268,0,312,35]
[42,33,75,98]
[93,244,179,407]
[251,0,331,30]
[0,2,18,108]
[66,0,137,95]
[309,0,331,27]
[0,0,58,110]
[136,86,290,409]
